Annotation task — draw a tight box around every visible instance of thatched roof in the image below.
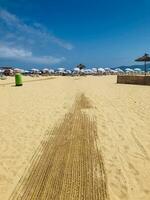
[135,54,150,62]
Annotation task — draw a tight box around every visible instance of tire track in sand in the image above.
[9,93,109,200]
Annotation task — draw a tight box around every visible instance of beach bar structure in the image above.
[117,75,150,85]
[135,53,150,76]
[117,53,150,85]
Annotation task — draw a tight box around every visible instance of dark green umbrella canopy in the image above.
[135,53,150,76]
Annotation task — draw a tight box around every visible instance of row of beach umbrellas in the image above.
[1,52,150,76]
[1,53,150,76]
[1,67,149,75]
[26,67,149,74]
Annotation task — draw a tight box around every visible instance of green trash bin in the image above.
[15,73,23,86]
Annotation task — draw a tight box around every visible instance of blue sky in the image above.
[0,0,150,68]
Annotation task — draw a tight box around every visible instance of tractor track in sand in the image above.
[9,93,109,200]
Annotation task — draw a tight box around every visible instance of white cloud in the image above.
[0,45,32,58]
[0,45,65,64]
[0,9,73,50]
[0,9,19,25]
[50,35,73,50]
[28,55,65,64]
[0,8,71,65]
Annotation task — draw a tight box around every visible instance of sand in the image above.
[0,75,150,200]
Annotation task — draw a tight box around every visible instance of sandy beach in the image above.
[0,75,150,200]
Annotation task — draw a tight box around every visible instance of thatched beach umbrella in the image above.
[135,53,150,76]
[77,64,86,70]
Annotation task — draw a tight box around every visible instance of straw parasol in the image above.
[135,53,150,76]
[76,64,86,70]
